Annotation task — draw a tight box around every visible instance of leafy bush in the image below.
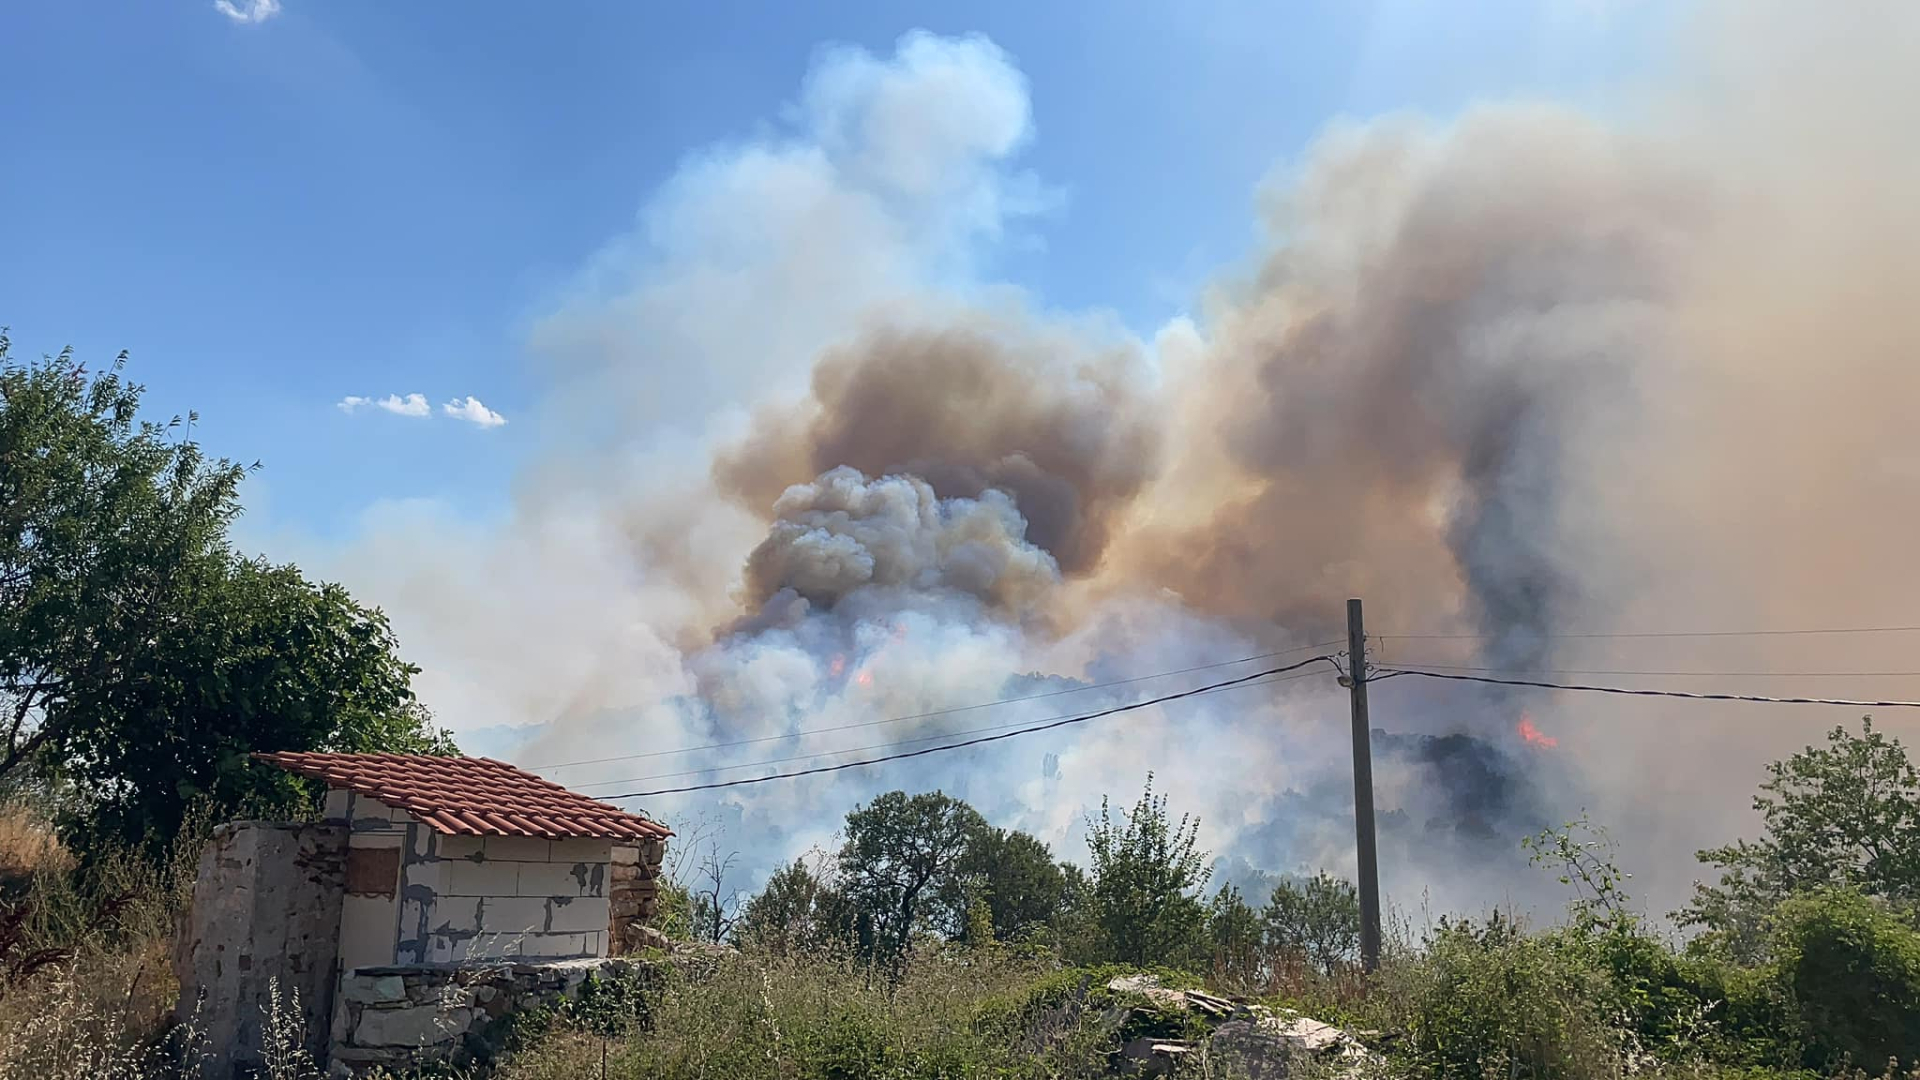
[1683,717,1920,965]
[1388,911,1620,1080]
[1083,774,1211,968]
[1771,887,1920,1072]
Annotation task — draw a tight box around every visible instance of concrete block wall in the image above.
[323,792,620,967]
[420,833,613,962]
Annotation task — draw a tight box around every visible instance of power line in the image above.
[572,664,1332,792]
[1373,662,1920,678]
[1377,624,1920,641]
[529,639,1342,772]
[599,654,1342,800]
[1373,666,1920,709]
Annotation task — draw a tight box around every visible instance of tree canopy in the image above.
[1263,871,1361,975]
[1681,717,1920,962]
[0,336,451,850]
[838,790,985,964]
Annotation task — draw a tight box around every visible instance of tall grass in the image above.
[495,943,1122,1080]
[0,802,205,1080]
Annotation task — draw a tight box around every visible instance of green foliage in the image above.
[1049,862,1105,963]
[1771,887,1920,1073]
[837,790,984,965]
[732,858,856,955]
[1683,718,1920,963]
[495,947,1114,1080]
[1207,883,1263,985]
[1391,910,1622,1080]
[562,968,661,1039]
[943,825,1065,946]
[1263,872,1361,976]
[0,337,451,853]
[1084,773,1211,967]
[1524,813,1633,929]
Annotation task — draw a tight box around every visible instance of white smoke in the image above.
[280,4,1920,925]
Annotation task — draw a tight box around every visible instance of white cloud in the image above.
[442,396,507,428]
[213,0,281,24]
[340,393,430,417]
[377,393,431,418]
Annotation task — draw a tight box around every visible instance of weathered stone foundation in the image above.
[327,959,653,1076]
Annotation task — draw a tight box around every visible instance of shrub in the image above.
[1771,887,1920,1072]
[1389,912,1620,1080]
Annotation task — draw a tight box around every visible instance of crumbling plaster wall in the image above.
[174,821,346,1075]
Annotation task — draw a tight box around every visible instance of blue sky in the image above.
[2,1,1663,543]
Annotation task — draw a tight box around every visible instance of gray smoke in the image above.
[300,2,1920,926]
[716,315,1161,578]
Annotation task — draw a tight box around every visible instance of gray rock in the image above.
[341,974,407,1004]
[1208,1020,1296,1080]
[354,1003,474,1047]
[1207,1013,1381,1080]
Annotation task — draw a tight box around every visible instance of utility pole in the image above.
[1346,597,1383,972]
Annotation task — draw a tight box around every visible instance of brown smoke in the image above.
[1088,108,1688,653]
[692,0,1920,910]
[714,315,1161,580]
[321,0,1920,918]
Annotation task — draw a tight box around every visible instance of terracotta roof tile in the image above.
[251,752,672,842]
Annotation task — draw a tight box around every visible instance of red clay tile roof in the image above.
[252,752,672,842]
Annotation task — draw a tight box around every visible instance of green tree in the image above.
[0,338,450,850]
[1681,717,1920,962]
[838,790,985,964]
[733,858,855,955]
[943,825,1065,946]
[1085,773,1211,966]
[1051,861,1105,962]
[1207,884,1264,985]
[1263,872,1361,975]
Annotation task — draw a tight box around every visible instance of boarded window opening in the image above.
[344,846,400,898]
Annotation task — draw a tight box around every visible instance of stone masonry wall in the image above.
[328,959,653,1076]
[608,838,668,954]
[174,821,347,1077]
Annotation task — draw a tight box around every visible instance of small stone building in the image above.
[174,753,671,1076]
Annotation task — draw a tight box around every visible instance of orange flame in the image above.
[1517,715,1558,749]
[827,654,847,678]
[856,670,874,687]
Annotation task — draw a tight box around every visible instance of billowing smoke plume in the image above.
[736,467,1060,627]
[1105,107,1682,666]
[294,3,1920,923]
[717,317,1160,579]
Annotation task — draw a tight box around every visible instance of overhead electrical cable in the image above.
[528,638,1342,771]
[572,664,1333,793]
[1376,624,1920,641]
[1371,667,1920,708]
[600,654,1342,800]
[1367,662,1920,678]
